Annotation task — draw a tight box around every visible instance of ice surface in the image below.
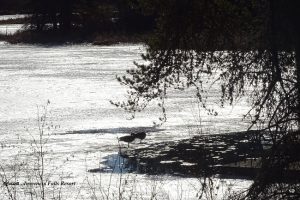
[0,40,252,199]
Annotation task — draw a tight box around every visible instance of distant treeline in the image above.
[0,0,156,33]
[0,0,31,14]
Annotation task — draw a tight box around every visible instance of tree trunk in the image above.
[296,42,300,130]
[289,0,300,130]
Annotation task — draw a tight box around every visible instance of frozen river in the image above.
[0,41,252,199]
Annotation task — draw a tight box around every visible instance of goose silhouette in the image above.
[118,131,147,147]
[119,134,135,147]
[132,131,146,143]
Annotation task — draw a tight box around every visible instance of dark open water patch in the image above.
[88,154,136,173]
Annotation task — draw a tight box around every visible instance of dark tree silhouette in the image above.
[29,0,72,31]
[115,0,300,128]
[29,0,104,32]
[27,0,155,33]
[116,0,155,32]
[114,0,300,199]
[0,0,31,14]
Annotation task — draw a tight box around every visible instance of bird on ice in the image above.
[132,131,146,143]
[118,134,136,147]
[118,131,147,147]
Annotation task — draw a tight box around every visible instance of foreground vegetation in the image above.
[0,104,241,200]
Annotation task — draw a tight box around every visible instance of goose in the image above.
[119,134,135,147]
[132,131,146,143]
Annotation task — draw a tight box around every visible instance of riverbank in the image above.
[0,29,150,45]
[0,14,152,45]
